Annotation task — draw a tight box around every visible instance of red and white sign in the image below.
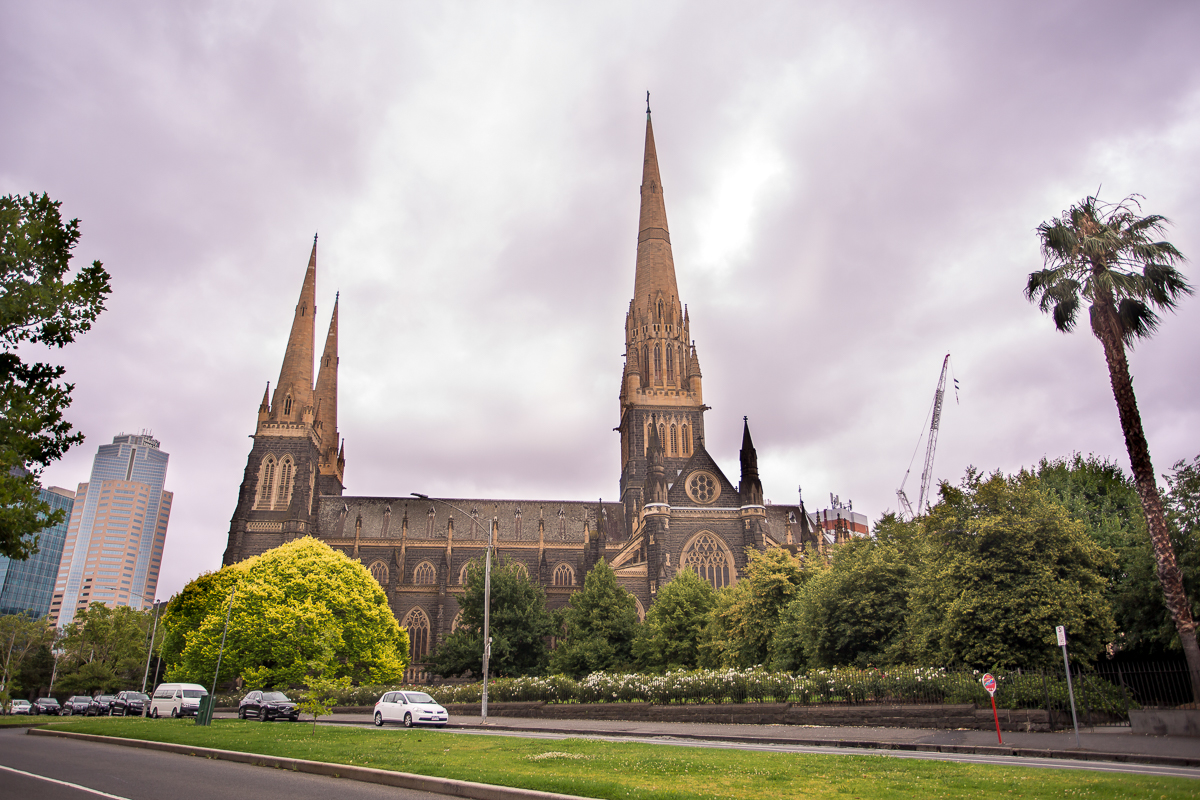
[981,673,997,696]
[1056,626,1067,647]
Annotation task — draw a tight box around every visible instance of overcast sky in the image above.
[3,1,1198,601]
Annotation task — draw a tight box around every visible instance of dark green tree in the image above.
[699,547,807,668]
[1027,194,1198,690]
[909,469,1117,669]
[782,518,919,669]
[0,193,111,560]
[55,603,153,695]
[633,567,716,672]
[549,559,639,676]
[428,557,556,678]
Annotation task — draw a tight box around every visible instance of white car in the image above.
[372,691,448,728]
[8,699,32,715]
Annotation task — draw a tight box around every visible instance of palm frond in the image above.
[1117,298,1160,345]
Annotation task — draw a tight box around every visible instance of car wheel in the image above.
[171,707,179,719]
[403,712,413,728]
[374,712,383,727]
[238,707,246,720]
[260,709,270,722]
[151,708,159,719]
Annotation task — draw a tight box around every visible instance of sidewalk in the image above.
[232,711,1198,767]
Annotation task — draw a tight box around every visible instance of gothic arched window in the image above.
[666,345,674,383]
[414,561,436,585]
[682,424,691,455]
[641,345,650,386]
[403,607,431,661]
[283,395,293,416]
[255,456,277,510]
[670,424,678,456]
[368,561,389,587]
[654,344,662,379]
[275,456,294,509]
[682,532,734,590]
[459,562,472,585]
[552,563,575,587]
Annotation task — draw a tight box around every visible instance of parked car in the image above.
[149,683,208,718]
[63,696,92,716]
[32,698,62,715]
[110,691,150,716]
[9,699,32,715]
[87,695,116,716]
[372,691,447,728]
[238,690,299,722]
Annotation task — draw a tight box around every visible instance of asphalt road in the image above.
[0,728,447,800]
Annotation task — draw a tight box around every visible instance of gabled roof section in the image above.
[666,442,740,508]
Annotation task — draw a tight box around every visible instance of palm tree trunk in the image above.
[1093,306,1200,702]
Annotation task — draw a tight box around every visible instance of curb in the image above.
[27,728,595,800]
[442,722,1200,769]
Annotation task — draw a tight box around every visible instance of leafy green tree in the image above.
[700,548,806,668]
[909,469,1117,669]
[783,519,920,669]
[1,613,53,701]
[427,557,556,678]
[1,193,111,560]
[549,559,639,676]
[633,567,715,672]
[55,603,153,695]
[163,537,407,688]
[1027,194,1198,689]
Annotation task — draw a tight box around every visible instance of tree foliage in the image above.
[162,537,408,688]
[0,193,111,560]
[632,567,715,673]
[0,613,54,701]
[55,603,154,695]
[428,557,556,678]
[782,520,919,669]
[700,548,807,668]
[549,559,639,676]
[909,469,1117,669]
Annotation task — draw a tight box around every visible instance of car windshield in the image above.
[128,694,148,701]
[182,690,207,698]
[403,692,435,704]
[97,696,114,701]
[39,699,59,705]
[262,692,291,702]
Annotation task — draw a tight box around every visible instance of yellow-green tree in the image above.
[162,537,407,688]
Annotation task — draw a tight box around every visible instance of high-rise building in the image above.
[50,434,172,626]
[0,486,76,617]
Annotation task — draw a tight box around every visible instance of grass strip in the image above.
[37,717,1198,800]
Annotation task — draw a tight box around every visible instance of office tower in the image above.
[50,434,172,626]
[0,486,76,617]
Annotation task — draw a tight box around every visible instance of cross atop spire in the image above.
[646,90,650,116]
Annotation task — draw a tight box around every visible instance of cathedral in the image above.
[222,111,834,678]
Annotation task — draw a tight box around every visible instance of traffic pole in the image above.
[1057,625,1081,748]
[981,673,1002,745]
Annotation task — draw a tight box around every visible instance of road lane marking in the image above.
[0,764,132,799]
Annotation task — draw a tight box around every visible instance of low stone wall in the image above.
[1130,709,1200,737]
[428,701,1055,732]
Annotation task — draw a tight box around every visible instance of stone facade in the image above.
[223,113,824,679]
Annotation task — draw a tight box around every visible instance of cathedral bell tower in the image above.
[223,236,343,565]
[618,109,707,534]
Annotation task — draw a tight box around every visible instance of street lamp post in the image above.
[412,493,494,724]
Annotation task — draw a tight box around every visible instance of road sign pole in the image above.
[1057,625,1081,748]
[981,673,1002,745]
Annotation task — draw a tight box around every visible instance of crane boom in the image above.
[917,354,951,512]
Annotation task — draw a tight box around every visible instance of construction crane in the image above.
[897,354,953,519]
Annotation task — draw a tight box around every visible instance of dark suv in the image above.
[110,691,150,716]
[87,695,116,716]
[32,698,62,715]
[63,696,92,715]
[238,690,299,722]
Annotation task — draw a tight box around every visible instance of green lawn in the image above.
[34,717,1197,800]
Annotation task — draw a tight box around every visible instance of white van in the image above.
[149,683,208,718]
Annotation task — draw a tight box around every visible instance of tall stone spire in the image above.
[270,236,318,423]
[738,417,763,506]
[631,112,681,325]
[314,293,342,487]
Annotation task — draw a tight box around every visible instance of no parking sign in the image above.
[981,673,997,696]
[981,673,1001,744]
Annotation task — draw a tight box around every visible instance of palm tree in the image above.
[1027,194,1198,696]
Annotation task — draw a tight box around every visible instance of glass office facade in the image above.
[0,487,75,617]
